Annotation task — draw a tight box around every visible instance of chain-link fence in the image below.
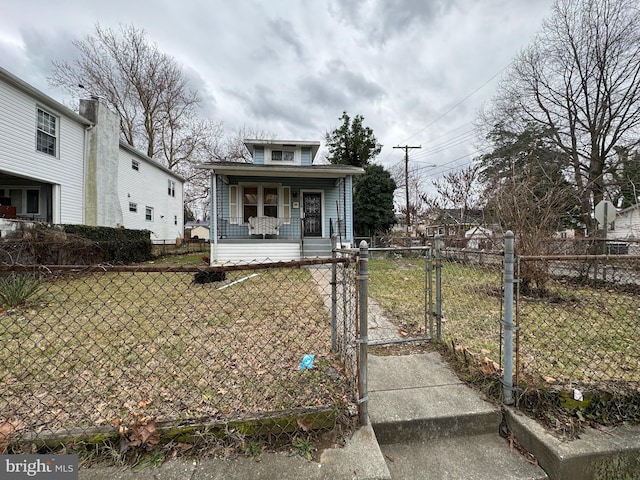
[366,246,433,346]
[0,256,359,455]
[438,244,505,375]
[515,255,640,392]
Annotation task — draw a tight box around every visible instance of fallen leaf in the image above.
[296,418,313,432]
[542,375,556,383]
[129,417,160,450]
[0,420,22,453]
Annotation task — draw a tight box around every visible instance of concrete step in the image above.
[368,353,548,479]
[380,433,548,480]
[368,353,501,443]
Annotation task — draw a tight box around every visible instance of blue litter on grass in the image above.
[299,354,315,370]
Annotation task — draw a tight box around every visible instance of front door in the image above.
[303,192,322,237]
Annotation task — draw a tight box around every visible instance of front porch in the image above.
[210,218,338,263]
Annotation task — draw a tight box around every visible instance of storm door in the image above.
[302,192,322,237]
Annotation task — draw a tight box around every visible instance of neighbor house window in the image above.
[36,108,57,156]
[174,215,178,225]
[145,206,153,221]
[271,150,294,162]
[129,202,137,212]
[132,160,139,171]
[168,179,175,197]
[0,188,40,215]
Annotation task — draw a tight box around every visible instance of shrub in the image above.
[0,274,42,308]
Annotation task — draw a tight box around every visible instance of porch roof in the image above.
[197,162,364,178]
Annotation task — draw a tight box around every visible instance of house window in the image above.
[168,179,175,197]
[233,185,286,223]
[145,207,153,221]
[132,160,139,171]
[0,188,40,215]
[129,202,137,213]
[263,187,278,218]
[243,186,258,222]
[271,150,294,162]
[174,215,178,226]
[36,108,57,156]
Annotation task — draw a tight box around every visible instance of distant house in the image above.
[464,226,495,250]
[424,209,486,238]
[608,204,640,240]
[0,66,184,242]
[199,139,364,263]
[185,221,210,241]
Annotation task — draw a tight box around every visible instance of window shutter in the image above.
[230,185,238,224]
[282,186,291,224]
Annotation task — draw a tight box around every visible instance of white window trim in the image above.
[132,160,140,171]
[265,148,300,166]
[145,206,153,222]
[36,107,58,157]
[231,183,290,225]
[168,179,176,197]
[129,202,138,213]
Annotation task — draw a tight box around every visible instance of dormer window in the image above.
[271,150,294,162]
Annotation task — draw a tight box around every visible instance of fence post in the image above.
[426,246,433,340]
[503,230,515,405]
[358,240,369,425]
[434,235,443,341]
[331,235,338,353]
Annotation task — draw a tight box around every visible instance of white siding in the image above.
[0,79,86,224]
[212,243,300,263]
[118,148,184,242]
[611,207,640,239]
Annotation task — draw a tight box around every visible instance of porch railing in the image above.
[214,216,298,240]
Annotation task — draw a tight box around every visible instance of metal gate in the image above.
[366,245,437,346]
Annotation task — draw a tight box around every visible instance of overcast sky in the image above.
[1,0,554,180]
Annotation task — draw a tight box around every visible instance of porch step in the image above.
[302,237,332,258]
[368,353,548,479]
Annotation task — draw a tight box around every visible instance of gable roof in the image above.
[0,66,92,127]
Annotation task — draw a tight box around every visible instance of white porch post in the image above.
[211,171,218,263]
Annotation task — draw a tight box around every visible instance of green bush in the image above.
[0,274,42,308]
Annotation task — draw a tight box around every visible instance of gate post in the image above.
[434,235,443,341]
[331,235,337,353]
[426,246,433,340]
[503,231,515,405]
[358,240,369,425]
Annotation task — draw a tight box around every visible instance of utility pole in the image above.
[394,145,421,235]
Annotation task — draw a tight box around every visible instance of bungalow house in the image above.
[0,66,184,242]
[199,139,364,263]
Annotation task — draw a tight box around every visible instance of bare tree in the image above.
[50,23,203,164]
[486,0,640,234]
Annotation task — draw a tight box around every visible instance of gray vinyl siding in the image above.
[219,175,354,241]
[301,147,312,166]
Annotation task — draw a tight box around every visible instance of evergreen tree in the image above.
[353,165,397,236]
[325,112,381,167]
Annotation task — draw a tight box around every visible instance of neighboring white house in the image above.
[608,204,640,240]
[464,226,494,250]
[0,66,184,242]
[185,221,210,241]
